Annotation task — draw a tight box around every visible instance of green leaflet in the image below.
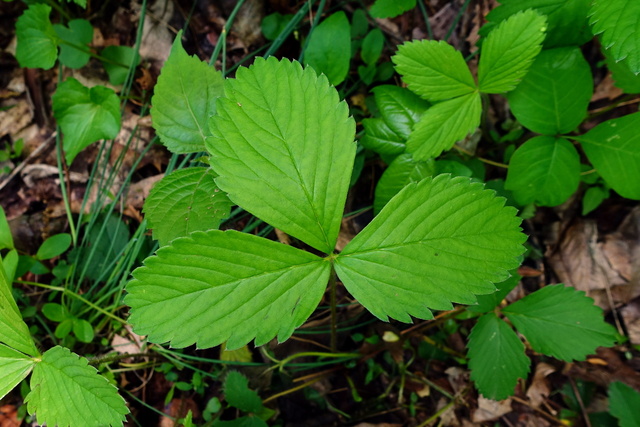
[52,78,121,164]
[303,12,351,86]
[15,4,59,69]
[503,284,617,361]
[606,52,640,94]
[26,346,128,427]
[361,29,384,66]
[369,0,416,19]
[373,153,434,214]
[507,47,593,135]
[335,175,525,322]
[125,230,330,349]
[151,31,224,153]
[609,382,640,427]
[0,344,35,401]
[206,58,356,254]
[467,313,529,401]
[360,118,406,157]
[505,136,581,206]
[478,10,547,94]
[372,85,430,140]
[53,19,93,69]
[590,0,640,74]
[144,167,232,246]
[36,233,72,260]
[224,371,264,414]
[0,206,13,250]
[101,46,140,85]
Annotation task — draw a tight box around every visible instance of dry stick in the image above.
[0,132,56,192]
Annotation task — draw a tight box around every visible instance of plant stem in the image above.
[329,264,338,352]
[208,0,247,67]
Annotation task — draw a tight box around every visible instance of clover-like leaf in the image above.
[206,58,356,254]
[25,346,128,427]
[0,258,38,356]
[478,10,546,93]
[126,230,330,349]
[468,313,529,400]
[303,11,351,86]
[15,4,59,69]
[53,19,93,69]
[609,382,640,427]
[335,175,525,323]
[503,284,617,361]
[152,31,224,153]
[144,167,232,246]
[0,344,35,401]
[373,85,430,140]
[52,78,121,164]
[590,0,640,74]
[374,153,434,214]
[393,40,476,101]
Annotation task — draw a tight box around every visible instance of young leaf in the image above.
[101,46,140,85]
[374,153,434,214]
[36,233,72,260]
[370,0,416,19]
[206,58,356,254]
[53,19,93,69]
[0,344,35,401]
[478,10,546,93]
[373,85,430,140]
[52,78,121,164]
[151,30,224,153]
[15,4,59,69]
[575,112,640,199]
[224,371,263,413]
[335,175,525,323]
[360,118,406,157]
[590,0,640,74]
[406,92,482,160]
[503,284,617,361]
[0,206,13,250]
[26,346,128,427]
[507,47,592,135]
[303,11,351,86]
[467,313,529,401]
[361,29,384,66]
[393,40,476,101]
[609,382,640,427]
[126,230,330,350]
[505,136,581,207]
[144,167,232,246]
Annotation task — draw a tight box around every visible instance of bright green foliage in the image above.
[144,167,232,246]
[52,78,121,164]
[590,0,640,74]
[468,273,520,313]
[478,10,547,93]
[369,0,416,19]
[36,233,72,260]
[576,112,640,199]
[507,47,592,135]
[26,346,128,427]
[361,29,384,66]
[467,313,529,400]
[224,371,263,414]
[42,303,94,343]
[101,46,140,85]
[206,58,355,254]
[72,319,94,343]
[582,186,609,216]
[335,175,525,322]
[372,85,430,141]
[609,382,640,427]
[15,4,59,69]
[0,207,13,250]
[53,19,93,69]
[152,31,224,153]
[373,153,434,214]
[606,53,640,94]
[0,344,35,401]
[303,12,351,86]
[503,284,617,361]
[505,136,580,206]
[360,118,406,157]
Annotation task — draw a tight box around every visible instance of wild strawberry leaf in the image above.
[125,230,330,350]
[224,371,264,414]
[15,4,59,69]
[590,0,640,74]
[374,153,434,214]
[372,85,430,140]
[0,344,35,401]
[609,382,640,427]
[206,58,356,254]
[335,175,526,322]
[360,118,406,157]
[303,11,351,86]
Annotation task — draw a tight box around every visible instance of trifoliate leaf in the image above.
[393,40,476,101]
[224,371,263,413]
[25,346,128,427]
[0,258,38,356]
[374,153,434,214]
[406,92,481,161]
[0,344,35,401]
[15,4,59,69]
[101,46,140,85]
[152,30,224,153]
[606,52,640,94]
[303,12,351,86]
[590,0,640,74]
[468,313,529,400]
[126,230,330,349]
[575,112,640,200]
[144,167,232,246]
[206,58,356,254]
[468,272,521,313]
[507,47,592,135]
[370,0,416,19]
[335,175,525,322]
[0,206,13,250]
[52,78,121,164]
[360,118,406,157]
[609,382,640,427]
[53,19,93,69]
[503,284,617,361]
[505,136,581,207]
[361,29,384,66]
[478,10,546,93]
[373,85,430,140]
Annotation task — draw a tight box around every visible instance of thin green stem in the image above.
[417,0,433,40]
[208,0,247,67]
[299,0,325,63]
[444,0,472,41]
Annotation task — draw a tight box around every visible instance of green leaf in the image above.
[144,167,232,246]
[0,257,38,356]
[73,319,94,343]
[467,313,529,400]
[42,303,69,322]
[576,112,640,199]
[36,233,72,260]
[373,85,430,140]
[374,153,434,214]
[2,250,18,282]
[606,52,640,94]
[468,273,521,313]
[25,346,128,427]
[151,30,224,153]
[360,118,406,157]
[224,371,263,413]
[261,13,293,41]
[609,382,640,427]
[590,0,640,74]
[0,206,13,250]
[406,92,482,161]
[206,58,355,253]
[393,40,476,101]
[582,186,609,215]
[52,78,121,164]
[101,46,140,85]
[0,344,35,401]
[335,175,525,322]
[361,29,384,66]
[503,284,617,361]
[15,4,59,69]
[505,136,581,207]
[126,230,330,350]
[53,19,93,69]
[507,47,592,135]
[214,417,268,427]
[370,0,416,19]
[303,12,351,86]
[478,10,546,93]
